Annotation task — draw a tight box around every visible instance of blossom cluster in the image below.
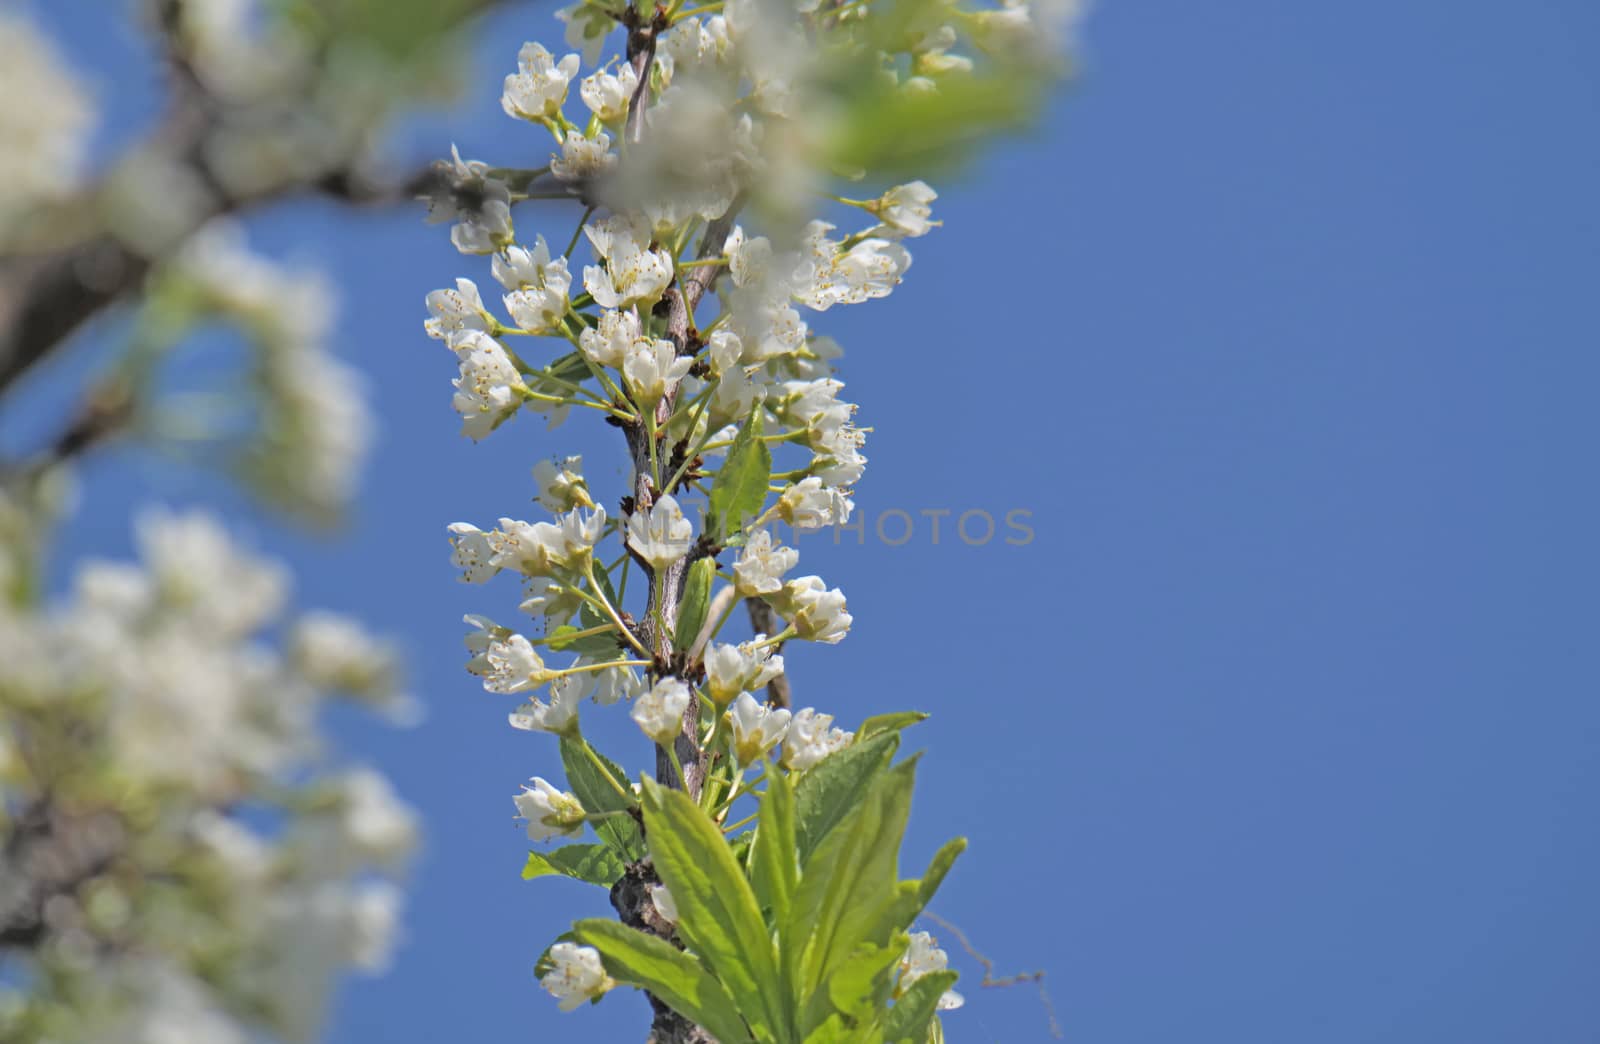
[0,501,415,1042]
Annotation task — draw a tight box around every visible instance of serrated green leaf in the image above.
[856,712,928,742]
[794,733,899,866]
[674,558,715,649]
[708,405,771,541]
[559,738,645,859]
[522,844,626,887]
[573,919,755,1044]
[751,761,798,927]
[789,760,918,1033]
[642,780,791,1043]
[881,971,958,1044]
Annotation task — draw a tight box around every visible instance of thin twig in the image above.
[921,910,1064,1040]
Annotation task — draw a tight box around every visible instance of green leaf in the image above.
[708,405,772,541]
[856,712,928,742]
[573,919,755,1044]
[794,733,900,866]
[641,779,791,1043]
[522,844,626,887]
[823,940,905,1025]
[789,760,918,1032]
[750,761,798,926]
[546,624,625,658]
[881,972,958,1044]
[674,558,715,650]
[822,61,1044,180]
[546,624,583,649]
[914,838,965,909]
[575,631,628,657]
[804,1013,872,1044]
[559,738,645,859]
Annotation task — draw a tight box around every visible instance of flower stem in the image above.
[585,560,649,657]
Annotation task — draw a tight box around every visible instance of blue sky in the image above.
[17,1,1600,1041]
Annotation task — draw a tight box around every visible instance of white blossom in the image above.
[631,677,691,745]
[704,639,784,706]
[580,64,638,123]
[776,476,854,530]
[491,518,568,573]
[782,707,852,771]
[733,530,798,596]
[467,628,553,695]
[424,278,492,340]
[508,673,584,735]
[515,778,586,842]
[779,378,845,428]
[427,146,514,255]
[873,181,938,238]
[707,329,746,374]
[710,366,764,424]
[588,660,645,705]
[622,336,693,406]
[495,237,572,334]
[626,495,694,570]
[809,404,869,486]
[579,308,643,368]
[794,223,912,311]
[583,216,674,309]
[450,331,524,439]
[533,455,592,512]
[540,942,613,1011]
[493,509,603,573]
[898,932,965,1011]
[448,524,500,583]
[551,129,618,183]
[558,505,607,562]
[786,575,852,643]
[659,16,725,76]
[729,691,792,767]
[502,42,581,121]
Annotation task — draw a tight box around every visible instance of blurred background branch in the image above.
[0,2,528,1040]
[0,0,521,515]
